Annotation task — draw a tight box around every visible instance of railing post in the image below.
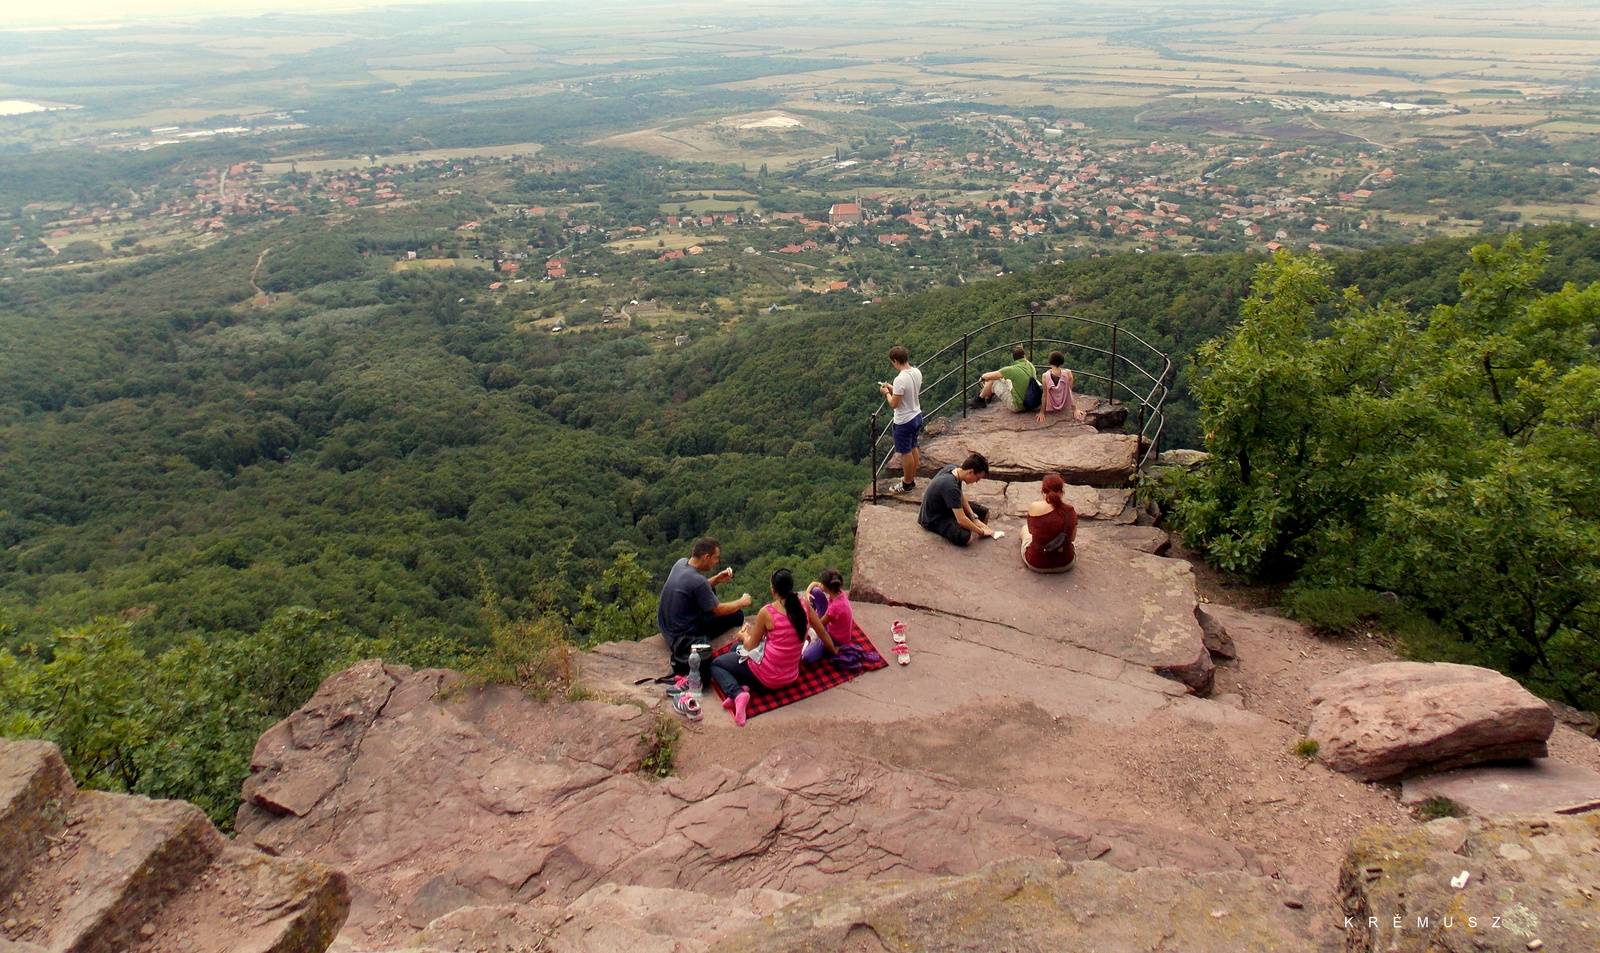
[1108,324,1118,402]
[1029,312,1036,363]
[869,410,879,503]
[961,333,969,419]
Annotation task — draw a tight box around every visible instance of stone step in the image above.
[0,740,76,900]
[0,790,225,953]
[1400,759,1600,816]
[134,845,350,953]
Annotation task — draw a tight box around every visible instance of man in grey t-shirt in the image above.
[918,453,995,546]
[880,345,923,495]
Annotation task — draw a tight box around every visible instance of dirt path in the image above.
[248,247,270,298]
[1304,116,1393,151]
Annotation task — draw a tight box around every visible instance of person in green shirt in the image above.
[971,345,1039,412]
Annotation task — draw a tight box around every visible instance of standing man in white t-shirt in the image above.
[880,345,923,494]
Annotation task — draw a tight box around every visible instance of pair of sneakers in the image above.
[892,619,910,665]
[667,676,703,721]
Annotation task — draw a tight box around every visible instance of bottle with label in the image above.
[685,643,710,697]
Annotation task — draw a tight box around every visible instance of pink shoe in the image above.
[733,691,749,727]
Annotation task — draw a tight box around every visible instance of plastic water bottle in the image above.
[685,644,708,697]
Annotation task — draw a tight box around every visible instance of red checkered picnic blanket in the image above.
[708,622,888,718]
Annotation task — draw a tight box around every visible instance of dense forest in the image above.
[2,223,1598,823]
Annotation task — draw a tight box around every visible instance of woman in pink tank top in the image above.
[708,568,829,726]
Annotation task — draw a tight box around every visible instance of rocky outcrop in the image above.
[1340,813,1600,952]
[1307,662,1555,782]
[1400,760,1600,816]
[914,399,1140,486]
[712,857,1334,953]
[1196,605,1237,660]
[1157,448,1209,470]
[241,662,1281,951]
[870,478,1140,524]
[0,737,347,953]
[852,504,1213,692]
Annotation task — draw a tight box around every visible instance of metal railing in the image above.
[868,308,1173,501]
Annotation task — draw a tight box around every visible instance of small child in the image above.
[803,568,853,663]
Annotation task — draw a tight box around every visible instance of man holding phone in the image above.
[880,345,923,494]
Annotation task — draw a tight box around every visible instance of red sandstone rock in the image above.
[238,664,1275,950]
[0,738,347,953]
[851,504,1213,692]
[1307,662,1555,782]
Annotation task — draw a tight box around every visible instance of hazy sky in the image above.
[7,0,451,27]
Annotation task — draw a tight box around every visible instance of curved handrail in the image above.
[868,311,1172,501]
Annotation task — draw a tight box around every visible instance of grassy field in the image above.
[390,258,494,272]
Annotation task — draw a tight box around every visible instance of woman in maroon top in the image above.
[1021,473,1077,572]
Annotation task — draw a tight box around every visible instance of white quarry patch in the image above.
[1260,97,1460,116]
[0,100,81,116]
[737,114,805,129]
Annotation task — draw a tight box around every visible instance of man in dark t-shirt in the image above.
[918,453,995,546]
[657,536,751,677]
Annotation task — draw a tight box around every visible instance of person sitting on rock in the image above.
[971,345,1038,412]
[1036,351,1086,425]
[710,568,829,726]
[657,537,752,682]
[1020,473,1078,573]
[804,568,852,662]
[918,453,996,547]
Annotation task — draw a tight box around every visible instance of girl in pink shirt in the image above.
[709,568,829,725]
[807,568,854,654]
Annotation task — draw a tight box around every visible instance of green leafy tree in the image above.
[18,619,154,793]
[1168,241,1600,707]
[574,551,659,646]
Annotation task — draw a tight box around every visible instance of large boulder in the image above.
[1307,662,1554,782]
[711,857,1333,953]
[1341,813,1600,952]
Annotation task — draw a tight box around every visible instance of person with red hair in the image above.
[1021,473,1077,572]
